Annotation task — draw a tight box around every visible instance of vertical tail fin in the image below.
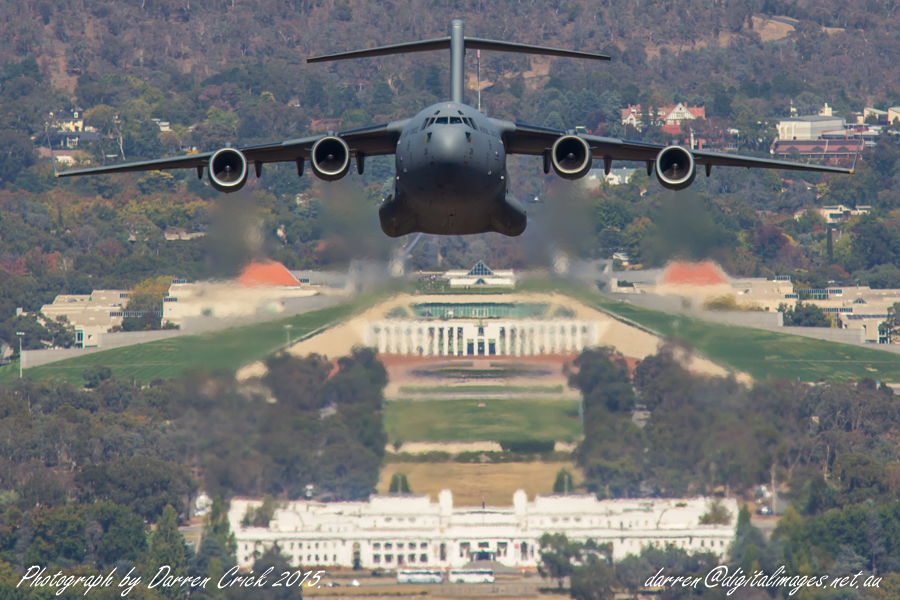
[449,20,465,103]
[307,20,610,104]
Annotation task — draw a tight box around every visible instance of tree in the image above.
[75,456,194,523]
[203,496,237,561]
[82,365,113,389]
[146,505,188,599]
[0,130,36,184]
[570,554,615,600]
[884,302,900,343]
[699,498,732,525]
[553,469,574,494]
[389,473,411,493]
[88,501,148,567]
[566,348,635,414]
[538,533,582,589]
[780,301,830,327]
[241,495,278,528]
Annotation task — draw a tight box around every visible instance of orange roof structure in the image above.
[238,260,300,287]
[658,260,729,286]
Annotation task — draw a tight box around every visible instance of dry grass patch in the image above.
[379,462,582,507]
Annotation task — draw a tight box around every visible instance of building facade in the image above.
[229,492,738,570]
[776,115,845,141]
[40,290,130,347]
[366,318,598,356]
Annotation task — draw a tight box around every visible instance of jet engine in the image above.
[551,135,592,180]
[310,136,351,181]
[208,148,249,193]
[654,145,696,191]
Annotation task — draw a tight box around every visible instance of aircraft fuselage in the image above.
[379,102,527,238]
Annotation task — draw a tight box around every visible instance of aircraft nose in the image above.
[428,126,467,164]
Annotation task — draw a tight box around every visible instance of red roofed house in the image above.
[655,260,733,302]
[238,260,301,287]
[621,103,705,132]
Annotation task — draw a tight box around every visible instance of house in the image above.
[50,109,95,133]
[581,167,636,188]
[151,118,171,132]
[48,130,101,150]
[621,103,705,131]
[310,118,343,132]
[163,227,206,241]
[793,204,871,224]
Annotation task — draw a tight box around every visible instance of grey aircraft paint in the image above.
[54,19,856,239]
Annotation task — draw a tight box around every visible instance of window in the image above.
[498,543,507,557]
[385,543,393,550]
[420,553,428,563]
[397,543,404,550]
[437,117,449,124]
[449,116,462,124]
[420,542,428,549]
[374,543,381,551]
[374,554,381,563]
[386,554,393,563]
[478,542,489,549]
[409,553,416,563]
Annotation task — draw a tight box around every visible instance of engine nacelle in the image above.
[551,135,592,180]
[654,145,697,191]
[310,136,351,181]
[208,148,249,193]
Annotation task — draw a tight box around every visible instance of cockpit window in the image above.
[449,116,463,124]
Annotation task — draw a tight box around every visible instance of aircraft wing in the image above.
[494,120,856,174]
[54,120,409,178]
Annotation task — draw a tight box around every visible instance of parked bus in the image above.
[449,569,494,583]
[397,569,443,584]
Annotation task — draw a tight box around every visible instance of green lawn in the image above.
[398,385,564,394]
[520,280,900,382]
[383,398,582,443]
[0,290,392,387]
[7,278,900,387]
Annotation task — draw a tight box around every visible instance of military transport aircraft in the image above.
[55,19,857,238]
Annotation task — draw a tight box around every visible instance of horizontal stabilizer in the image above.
[308,37,451,63]
[465,38,610,61]
[307,36,610,63]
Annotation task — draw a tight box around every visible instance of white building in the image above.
[40,290,131,347]
[229,491,737,570]
[444,262,515,288]
[793,204,871,225]
[776,115,845,141]
[582,167,636,188]
[366,319,598,356]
